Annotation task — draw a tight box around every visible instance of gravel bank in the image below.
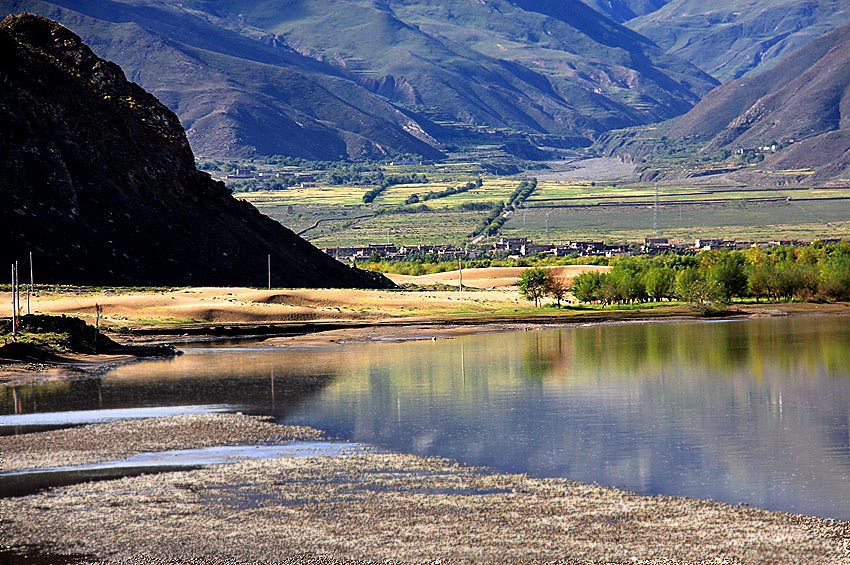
[0,414,324,470]
[1,449,848,563]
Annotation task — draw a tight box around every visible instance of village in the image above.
[321,235,842,263]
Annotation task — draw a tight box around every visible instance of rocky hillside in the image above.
[628,0,850,81]
[0,0,716,159]
[0,14,392,288]
[668,21,850,183]
[598,22,850,184]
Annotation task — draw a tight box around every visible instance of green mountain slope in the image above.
[1,0,716,158]
[629,0,850,81]
[230,0,716,135]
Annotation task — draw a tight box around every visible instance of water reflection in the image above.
[2,316,850,519]
[283,316,850,520]
[0,348,339,431]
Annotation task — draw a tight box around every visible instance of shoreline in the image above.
[2,302,849,383]
[3,312,850,562]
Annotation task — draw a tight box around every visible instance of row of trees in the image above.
[470,178,539,238]
[405,178,482,205]
[362,173,429,203]
[569,243,850,308]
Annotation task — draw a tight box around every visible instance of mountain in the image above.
[581,0,669,23]
[600,22,850,184]
[0,14,392,288]
[239,0,717,136]
[0,0,717,159]
[628,0,850,81]
[0,0,445,161]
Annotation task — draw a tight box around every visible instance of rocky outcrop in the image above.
[0,14,392,288]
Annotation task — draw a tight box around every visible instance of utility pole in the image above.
[545,212,550,244]
[14,261,19,323]
[458,255,463,293]
[11,264,16,339]
[267,254,271,290]
[27,251,33,315]
[653,182,660,236]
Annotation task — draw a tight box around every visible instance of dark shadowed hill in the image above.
[0,14,392,288]
[0,0,716,159]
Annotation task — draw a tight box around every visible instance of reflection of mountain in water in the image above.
[283,317,850,520]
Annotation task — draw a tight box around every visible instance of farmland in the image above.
[234,159,850,249]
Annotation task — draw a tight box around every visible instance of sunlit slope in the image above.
[241,0,715,132]
[630,0,850,81]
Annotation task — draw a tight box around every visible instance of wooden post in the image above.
[95,303,102,354]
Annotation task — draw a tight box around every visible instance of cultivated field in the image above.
[235,159,850,248]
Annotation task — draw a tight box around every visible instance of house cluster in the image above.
[643,237,841,255]
[223,170,317,187]
[323,236,842,263]
[224,168,275,180]
[323,243,475,263]
[491,237,630,258]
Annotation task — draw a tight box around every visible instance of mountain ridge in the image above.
[597,21,850,185]
[1,0,717,159]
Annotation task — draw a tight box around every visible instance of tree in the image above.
[644,267,675,301]
[675,268,722,311]
[571,271,604,304]
[546,276,569,307]
[518,267,552,307]
[706,252,747,302]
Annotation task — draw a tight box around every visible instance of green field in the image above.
[237,167,850,248]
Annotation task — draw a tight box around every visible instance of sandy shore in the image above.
[0,414,847,564]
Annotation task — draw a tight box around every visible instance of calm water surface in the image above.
[2,315,850,520]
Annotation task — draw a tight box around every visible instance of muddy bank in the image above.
[0,315,178,384]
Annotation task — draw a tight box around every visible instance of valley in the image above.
[3,3,850,564]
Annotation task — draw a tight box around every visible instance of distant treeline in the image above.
[572,242,850,308]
